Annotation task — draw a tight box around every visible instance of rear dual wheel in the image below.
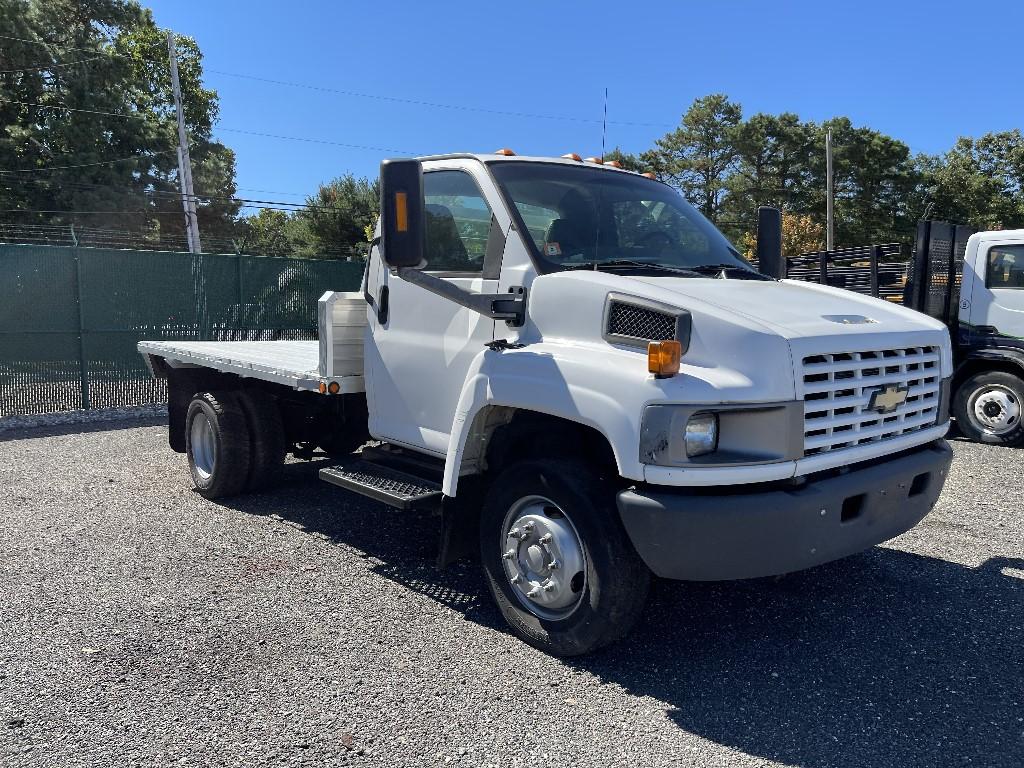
[185,390,285,499]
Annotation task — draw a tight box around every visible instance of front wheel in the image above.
[953,371,1024,446]
[480,459,650,656]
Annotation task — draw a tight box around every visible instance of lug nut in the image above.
[542,581,556,593]
[510,574,522,584]
[547,558,561,571]
[508,528,527,541]
[526,587,541,599]
[539,533,553,544]
[523,521,536,533]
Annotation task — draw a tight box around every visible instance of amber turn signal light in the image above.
[648,340,681,378]
[394,191,408,232]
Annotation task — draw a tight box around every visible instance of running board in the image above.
[319,460,443,511]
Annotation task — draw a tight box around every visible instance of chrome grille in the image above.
[801,346,940,456]
[606,301,676,341]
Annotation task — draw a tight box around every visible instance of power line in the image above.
[0,99,419,155]
[0,54,109,74]
[236,186,307,198]
[217,127,418,155]
[0,150,175,173]
[0,97,147,120]
[206,69,674,129]
[0,33,161,60]
[0,175,350,212]
[1,33,674,130]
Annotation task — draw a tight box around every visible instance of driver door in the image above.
[365,166,502,455]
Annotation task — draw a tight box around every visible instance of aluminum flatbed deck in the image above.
[137,340,365,394]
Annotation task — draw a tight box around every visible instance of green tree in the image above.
[808,118,924,247]
[241,209,293,256]
[928,130,1024,231]
[723,112,816,236]
[641,94,742,223]
[295,174,379,259]
[0,0,240,246]
[603,147,644,172]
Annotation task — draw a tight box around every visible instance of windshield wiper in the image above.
[561,259,703,278]
[686,264,772,280]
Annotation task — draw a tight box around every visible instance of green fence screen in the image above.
[0,244,363,416]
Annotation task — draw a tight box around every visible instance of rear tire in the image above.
[238,390,286,492]
[185,391,251,499]
[480,459,650,656]
[953,371,1024,446]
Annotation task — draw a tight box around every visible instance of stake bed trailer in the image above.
[140,152,954,656]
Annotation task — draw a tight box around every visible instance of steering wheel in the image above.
[636,231,674,252]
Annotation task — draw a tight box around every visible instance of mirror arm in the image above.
[395,267,526,326]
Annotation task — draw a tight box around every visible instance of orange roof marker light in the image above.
[604,160,623,169]
[494,148,516,156]
[583,157,604,164]
[561,153,583,161]
[642,172,657,179]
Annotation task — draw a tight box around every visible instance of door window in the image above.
[987,245,1024,289]
[423,170,491,273]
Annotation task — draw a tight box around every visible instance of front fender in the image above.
[442,341,649,496]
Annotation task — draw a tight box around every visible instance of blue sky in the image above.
[147,0,1023,210]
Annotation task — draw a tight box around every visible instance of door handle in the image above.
[377,285,389,325]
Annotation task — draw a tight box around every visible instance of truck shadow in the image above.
[223,462,1023,768]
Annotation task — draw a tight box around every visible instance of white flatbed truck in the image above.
[140,152,954,655]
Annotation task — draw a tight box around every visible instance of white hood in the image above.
[525,270,954,405]
[624,275,948,339]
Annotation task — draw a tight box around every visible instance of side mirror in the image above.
[756,206,784,279]
[380,158,425,269]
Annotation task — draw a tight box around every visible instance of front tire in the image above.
[953,371,1024,446]
[480,459,650,656]
[185,391,252,499]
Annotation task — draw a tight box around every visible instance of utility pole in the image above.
[825,128,834,251]
[167,31,201,254]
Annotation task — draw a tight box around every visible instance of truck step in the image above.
[319,460,443,511]
[359,443,446,478]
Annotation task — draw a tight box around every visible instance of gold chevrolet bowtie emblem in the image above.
[867,383,909,414]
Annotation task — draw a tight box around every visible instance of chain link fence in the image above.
[0,243,362,417]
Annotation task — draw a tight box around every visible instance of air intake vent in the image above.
[606,300,677,342]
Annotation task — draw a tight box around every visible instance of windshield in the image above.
[488,161,753,274]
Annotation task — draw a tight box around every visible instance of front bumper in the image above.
[617,440,952,581]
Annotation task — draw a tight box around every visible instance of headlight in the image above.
[685,412,718,457]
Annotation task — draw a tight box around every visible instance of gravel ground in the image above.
[0,423,1021,767]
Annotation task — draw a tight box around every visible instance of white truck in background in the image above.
[140,151,954,655]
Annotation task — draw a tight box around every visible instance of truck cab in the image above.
[140,152,954,656]
[952,229,1024,444]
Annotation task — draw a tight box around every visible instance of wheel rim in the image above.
[500,495,586,620]
[970,385,1020,436]
[190,413,217,479]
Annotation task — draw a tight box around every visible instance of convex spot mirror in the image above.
[380,158,426,269]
